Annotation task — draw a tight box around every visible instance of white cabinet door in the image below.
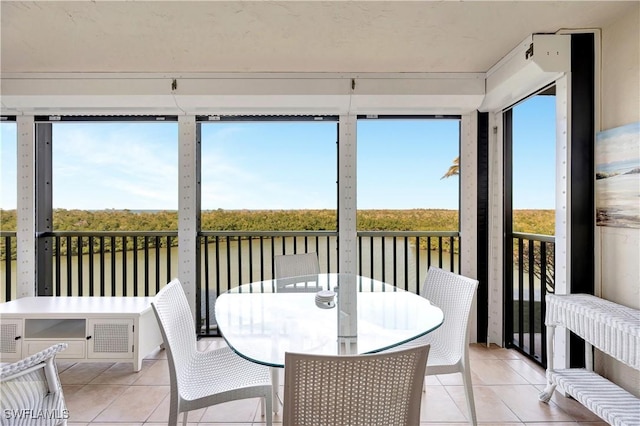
[87,318,134,360]
[0,319,22,362]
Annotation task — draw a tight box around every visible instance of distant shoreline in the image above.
[0,208,556,235]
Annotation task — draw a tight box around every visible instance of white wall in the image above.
[597,3,640,397]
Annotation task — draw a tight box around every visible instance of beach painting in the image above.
[596,121,640,228]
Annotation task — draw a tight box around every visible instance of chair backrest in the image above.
[274,252,320,279]
[422,267,478,359]
[1,343,67,424]
[283,344,430,426]
[151,279,198,389]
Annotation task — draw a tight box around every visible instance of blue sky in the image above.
[0,101,556,211]
[512,95,556,209]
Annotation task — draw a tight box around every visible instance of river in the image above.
[1,237,458,302]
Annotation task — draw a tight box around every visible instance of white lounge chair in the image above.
[0,343,68,426]
[387,267,479,425]
[283,344,430,426]
[151,279,273,426]
[274,252,320,279]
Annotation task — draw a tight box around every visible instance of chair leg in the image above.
[167,402,178,426]
[270,366,281,414]
[182,411,188,426]
[265,393,273,426]
[461,364,477,426]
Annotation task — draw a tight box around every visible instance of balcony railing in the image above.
[1,231,179,301]
[1,228,557,366]
[197,230,460,334]
[1,229,459,302]
[506,232,555,365]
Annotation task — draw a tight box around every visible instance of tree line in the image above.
[0,208,554,234]
[0,208,554,261]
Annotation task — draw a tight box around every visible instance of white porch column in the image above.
[178,115,199,318]
[460,112,479,342]
[487,111,504,346]
[553,74,571,370]
[338,114,357,340]
[338,114,357,275]
[16,116,35,298]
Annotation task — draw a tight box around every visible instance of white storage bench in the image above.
[0,296,163,371]
[539,294,640,426]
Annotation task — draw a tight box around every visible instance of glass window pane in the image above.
[512,94,556,235]
[201,121,337,229]
[1,122,17,221]
[52,122,179,229]
[1,121,17,302]
[357,119,460,229]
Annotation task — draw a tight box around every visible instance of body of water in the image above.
[1,236,458,302]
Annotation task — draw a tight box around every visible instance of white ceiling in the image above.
[1,1,635,74]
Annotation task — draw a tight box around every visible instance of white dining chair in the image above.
[151,279,273,426]
[1,343,68,426]
[283,344,430,426]
[274,252,320,279]
[387,267,479,425]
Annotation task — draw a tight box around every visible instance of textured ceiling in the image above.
[0,1,634,74]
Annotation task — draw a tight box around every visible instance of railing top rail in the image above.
[512,232,555,243]
[357,231,459,237]
[39,231,178,237]
[14,230,463,238]
[199,230,338,237]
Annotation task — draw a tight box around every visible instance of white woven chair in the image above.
[283,344,430,426]
[389,267,479,425]
[274,252,320,279]
[0,343,68,426]
[151,279,273,426]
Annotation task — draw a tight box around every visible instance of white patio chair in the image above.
[151,279,273,426]
[274,252,320,279]
[0,343,68,426]
[283,344,430,426]
[388,267,479,425]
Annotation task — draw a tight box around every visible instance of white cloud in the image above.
[53,124,178,209]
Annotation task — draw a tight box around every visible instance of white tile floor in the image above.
[59,339,607,425]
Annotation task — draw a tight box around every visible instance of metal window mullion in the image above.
[4,235,11,301]
[122,237,127,296]
[35,122,53,296]
[155,235,160,294]
[112,236,117,296]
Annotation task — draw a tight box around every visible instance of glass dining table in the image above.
[214,273,444,411]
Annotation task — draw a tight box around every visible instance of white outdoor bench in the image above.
[539,293,640,426]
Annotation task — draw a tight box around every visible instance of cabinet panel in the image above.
[87,318,133,359]
[25,318,85,339]
[0,319,23,362]
[24,340,86,359]
[1,297,162,371]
